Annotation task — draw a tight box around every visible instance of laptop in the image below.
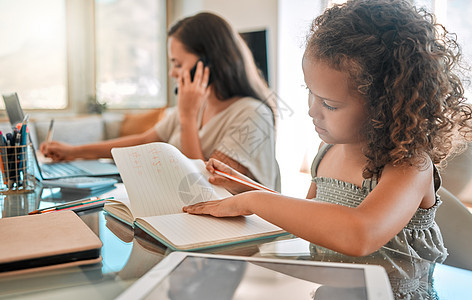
[2,93,120,180]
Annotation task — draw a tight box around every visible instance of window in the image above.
[441,0,472,101]
[0,0,167,111]
[0,0,67,109]
[409,0,472,102]
[95,0,167,109]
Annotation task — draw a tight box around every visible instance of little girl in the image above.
[183,0,472,262]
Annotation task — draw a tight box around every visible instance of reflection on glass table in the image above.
[126,253,391,300]
[0,183,117,219]
[257,238,472,300]
[1,185,471,300]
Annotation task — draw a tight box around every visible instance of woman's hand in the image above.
[39,141,76,162]
[177,61,211,123]
[182,193,253,217]
[206,158,256,195]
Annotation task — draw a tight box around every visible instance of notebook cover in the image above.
[0,210,103,274]
[0,257,103,278]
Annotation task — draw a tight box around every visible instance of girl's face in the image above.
[168,37,199,80]
[302,55,367,145]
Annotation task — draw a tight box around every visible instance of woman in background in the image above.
[41,12,280,190]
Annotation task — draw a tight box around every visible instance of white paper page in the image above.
[139,214,283,248]
[112,143,232,217]
[106,197,131,208]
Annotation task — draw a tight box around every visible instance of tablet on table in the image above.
[116,251,394,300]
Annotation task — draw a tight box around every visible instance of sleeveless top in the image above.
[310,144,448,264]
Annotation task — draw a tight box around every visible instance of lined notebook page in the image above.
[138,214,284,248]
[111,143,231,218]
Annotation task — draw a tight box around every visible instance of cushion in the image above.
[35,116,104,145]
[436,187,472,271]
[119,107,167,137]
[102,112,125,140]
[440,144,472,202]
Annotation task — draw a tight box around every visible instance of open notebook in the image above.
[105,142,287,251]
[2,93,119,180]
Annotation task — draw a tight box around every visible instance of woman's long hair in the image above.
[168,12,273,110]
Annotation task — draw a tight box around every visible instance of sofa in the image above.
[0,107,169,149]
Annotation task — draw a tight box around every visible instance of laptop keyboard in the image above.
[41,162,88,177]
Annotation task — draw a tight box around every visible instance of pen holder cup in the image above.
[0,144,35,194]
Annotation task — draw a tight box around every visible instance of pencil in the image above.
[0,153,6,185]
[46,119,55,144]
[0,131,6,185]
[56,198,111,210]
[35,199,109,214]
[29,198,85,214]
[55,199,109,212]
[28,197,114,214]
[214,170,278,194]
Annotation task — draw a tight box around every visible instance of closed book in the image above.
[0,210,102,276]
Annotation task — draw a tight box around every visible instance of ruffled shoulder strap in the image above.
[360,163,441,193]
[433,164,442,192]
[310,144,333,178]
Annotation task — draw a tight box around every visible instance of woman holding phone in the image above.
[40,12,280,191]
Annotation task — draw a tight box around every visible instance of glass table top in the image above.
[0,183,471,299]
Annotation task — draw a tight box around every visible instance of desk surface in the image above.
[0,183,471,300]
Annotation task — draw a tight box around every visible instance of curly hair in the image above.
[306,0,472,178]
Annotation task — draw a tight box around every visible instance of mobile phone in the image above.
[174,59,212,94]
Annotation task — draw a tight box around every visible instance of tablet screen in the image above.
[143,256,368,300]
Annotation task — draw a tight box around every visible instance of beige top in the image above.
[155,97,280,191]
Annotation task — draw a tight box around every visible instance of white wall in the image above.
[168,0,277,90]
[275,0,325,197]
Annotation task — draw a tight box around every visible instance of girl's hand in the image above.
[206,158,256,194]
[39,141,76,162]
[182,194,252,217]
[177,61,210,123]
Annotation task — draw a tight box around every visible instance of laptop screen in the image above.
[2,93,44,180]
[3,93,25,127]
